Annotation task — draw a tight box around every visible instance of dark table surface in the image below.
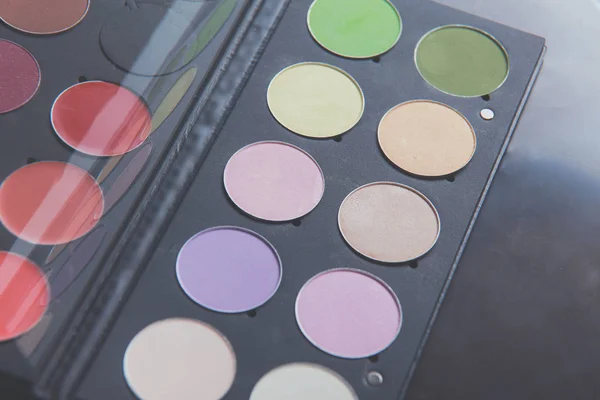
[407,1,600,399]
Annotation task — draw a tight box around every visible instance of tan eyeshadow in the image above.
[378,100,476,177]
[338,182,440,263]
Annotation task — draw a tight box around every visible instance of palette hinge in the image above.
[32,0,292,398]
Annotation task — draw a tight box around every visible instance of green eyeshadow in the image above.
[307,0,402,59]
[415,25,509,97]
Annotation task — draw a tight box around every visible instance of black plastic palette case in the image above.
[0,0,545,399]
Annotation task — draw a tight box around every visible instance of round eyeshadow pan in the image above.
[224,141,325,222]
[100,0,235,76]
[0,39,41,114]
[0,0,89,35]
[338,182,440,263]
[0,162,104,245]
[51,81,152,157]
[0,252,49,342]
[415,25,509,97]
[378,100,476,177]
[124,318,236,400]
[307,0,402,59]
[176,226,282,313]
[267,62,364,139]
[296,268,402,359]
[250,363,358,400]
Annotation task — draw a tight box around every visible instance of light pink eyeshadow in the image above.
[296,269,402,359]
[224,141,325,222]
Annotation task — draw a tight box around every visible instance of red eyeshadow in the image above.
[0,162,104,245]
[0,39,41,114]
[0,252,49,342]
[51,81,152,156]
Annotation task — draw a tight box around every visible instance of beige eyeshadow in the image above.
[338,182,440,263]
[250,363,358,400]
[378,100,476,177]
[123,318,236,400]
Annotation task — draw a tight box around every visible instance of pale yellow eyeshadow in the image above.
[123,318,236,400]
[250,363,358,400]
[338,182,440,263]
[267,62,364,138]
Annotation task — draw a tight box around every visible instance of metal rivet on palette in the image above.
[481,108,495,120]
[366,371,384,386]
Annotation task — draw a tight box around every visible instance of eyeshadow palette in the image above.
[0,0,545,399]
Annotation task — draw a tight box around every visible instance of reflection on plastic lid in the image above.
[0,162,104,245]
[48,225,107,300]
[103,143,153,214]
[100,0,236,76]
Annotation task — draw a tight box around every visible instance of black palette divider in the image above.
[7,0,545,399]
[0,0,252,391]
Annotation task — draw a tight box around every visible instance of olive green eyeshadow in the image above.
[415,25,509,97]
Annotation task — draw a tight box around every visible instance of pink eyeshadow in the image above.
[224,141,324,222]
[0,39,41,114]
[296,269,402,359]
